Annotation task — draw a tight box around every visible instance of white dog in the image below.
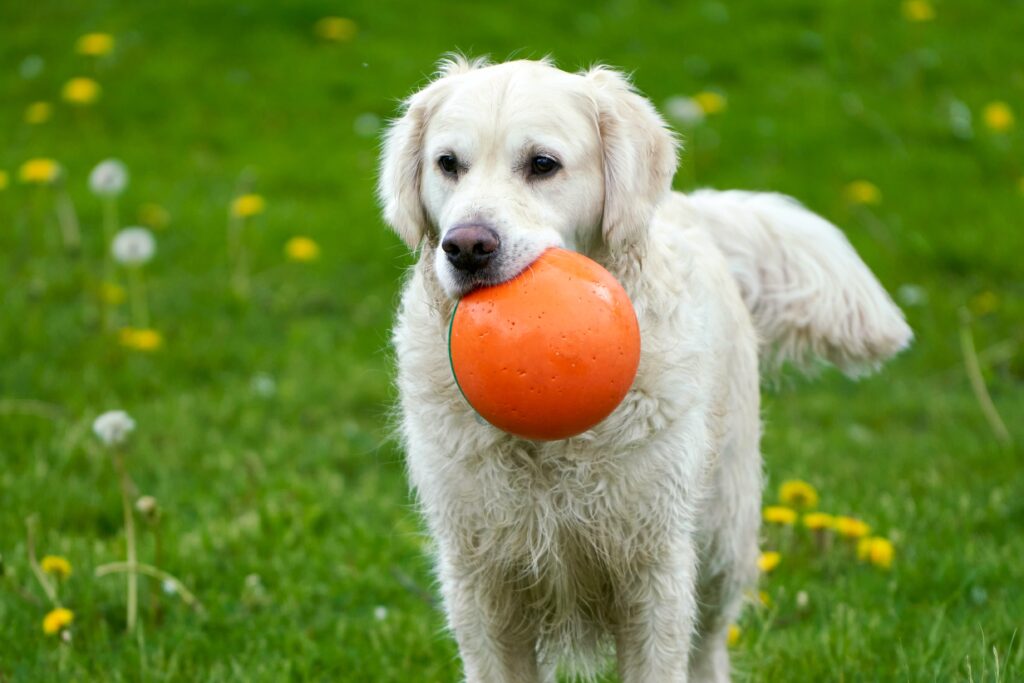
[378,56,911,682]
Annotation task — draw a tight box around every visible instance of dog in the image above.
[378,55,911,682]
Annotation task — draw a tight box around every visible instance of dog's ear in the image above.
[585,66,679,248]
[378,55,490,250]
[377,86,438,250]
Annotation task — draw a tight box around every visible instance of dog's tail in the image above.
[689,189,912,376]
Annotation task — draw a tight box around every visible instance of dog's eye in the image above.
[530,155,560,177]
[438,154,459,176]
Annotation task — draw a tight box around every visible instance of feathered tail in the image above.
[690,189,912,375]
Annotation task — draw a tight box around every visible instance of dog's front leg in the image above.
[439,552,544,683]
[614,538,700,683]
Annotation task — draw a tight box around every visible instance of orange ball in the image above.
[448,248,641,440]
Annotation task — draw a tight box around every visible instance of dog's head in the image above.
[378,56,679,298]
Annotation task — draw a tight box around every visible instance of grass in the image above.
[1,0,1022,680]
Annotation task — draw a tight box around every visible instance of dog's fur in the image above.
[378,56,911,682]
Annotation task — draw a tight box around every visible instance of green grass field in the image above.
[2,0,1022,680]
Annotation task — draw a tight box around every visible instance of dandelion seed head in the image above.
[89,159,129,197]
[112,227,156,265]
[92,409,136,446]
[663,96,705,125]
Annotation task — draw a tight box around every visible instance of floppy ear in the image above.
[377,87,436,250]
[585,66,679,248]
[377,55,490,250]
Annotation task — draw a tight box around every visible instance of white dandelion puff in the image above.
[93,410,136,446]
[89,159,129,197]
[374,606,388,621]
[112,227,156,266]
[663,95,705,125]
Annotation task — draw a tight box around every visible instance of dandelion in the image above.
[76,32,115,56]
[664,96,706,125]
[803,512,835,530]
[41,555,72,580]
[138,202,171,230]
[135,495,160,523]
[42,608,74,636]
[229,192,264,298]
[694,91,727,115]
[796,590,810,609]
[982,101,1014,133]
[99,281,126,306]
[844,180,882,205]
[758,551,781,573]
[231,193,265,218]
[780,479,819,509]
[970,291,998,316]
[62,77,101,106]
[763,505,797,525]
[833,516,871,539]
[314,16,358,42]
[857,536,895,569]
[374,606,388,621]
[19,158,61,185]
[285,236,321,262]
[727,624,741,647]
[118,327,163,352]
[93,410,136,446]
[25,101,52,124]
[902,0,935,21]
[112,227,155,266]
[89,159,128,197]
[353,112,381,138]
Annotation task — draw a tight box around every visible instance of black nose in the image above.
[441,225,500,273]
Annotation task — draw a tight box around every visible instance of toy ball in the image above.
[448,248,641,441]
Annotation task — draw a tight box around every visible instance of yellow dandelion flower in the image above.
[41,555,72,579]
[231,193,265,218]
[76,32,115,56]
[969,291,998,316]
[0,170,8,191]
[763,505,797,525]
[42,608,74,635]
[99,282,126,306]
[25,101,53,125]
[19,158,61,185]
[779,480,819,509]
[119,327,163,351]
[803,512,835,530]
[902,0,935,22]
[694,91,727,115]
[62,77,101,106]
[844,180,882,206]
[834,516,871,539]
[314,16,358,42]
[982,101,1014,133]
[138,202,171,230]
[727,624,741,647]
[757,551,781,573]
[285,236,321,262]
[866,537,895,569]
